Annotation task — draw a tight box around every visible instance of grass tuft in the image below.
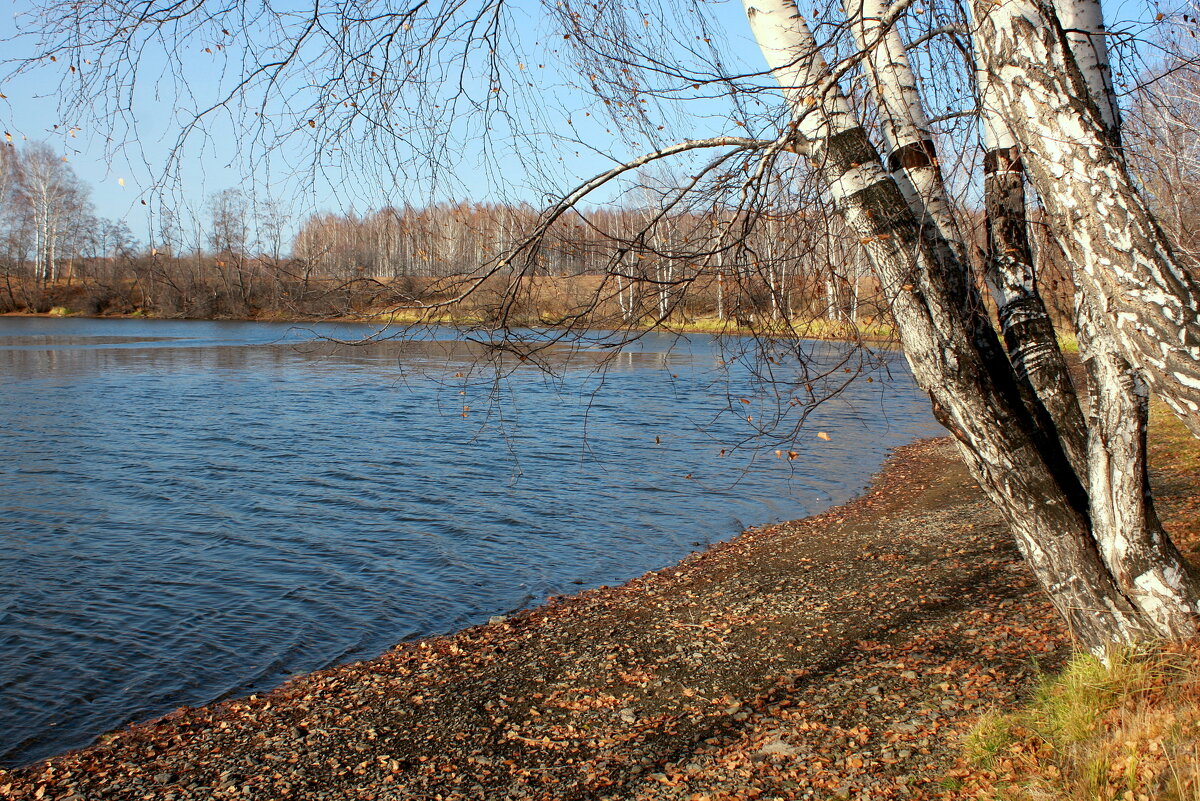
[955,642,1200,800]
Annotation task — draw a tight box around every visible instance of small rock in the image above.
[154,772,176,785]
[488,615,507,625]
[900,671,918,680]
[758,738,800,757]
[618,707,637,724]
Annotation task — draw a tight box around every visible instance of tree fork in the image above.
[832,135,1158,647]
[973,0,1200,437]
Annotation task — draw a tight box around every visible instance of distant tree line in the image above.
[0,142,891,326]
[289,200,886,328]
[5,71,1198,329]
[0,142,138,312]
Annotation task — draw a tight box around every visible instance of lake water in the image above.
[0,317,939,766]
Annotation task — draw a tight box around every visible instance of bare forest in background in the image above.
[1,48,1196,333]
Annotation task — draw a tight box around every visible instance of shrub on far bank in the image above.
[955,642,1200,800]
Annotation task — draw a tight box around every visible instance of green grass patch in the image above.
[1056,331,1080,354]
[957,643,1200,800]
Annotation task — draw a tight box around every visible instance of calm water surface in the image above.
[0,317,939,766]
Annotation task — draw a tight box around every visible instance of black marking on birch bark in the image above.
[973,312,1091,520]
[983,143,1089,478]
[1003,73,1200,436]
[886,139,938,173]
[1029,0,1123,149]
[982,146,1023,175]
[840,158,1091,519]
[847,185,920,240]
[1076,292,1200,635]
[976,0,1200,634]
[792,70,1171,642]
[821,127,882,175]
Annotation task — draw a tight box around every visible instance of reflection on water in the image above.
[0,317,939,766]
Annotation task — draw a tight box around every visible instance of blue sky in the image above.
[0,0,1173,247]
[0,0,767,246]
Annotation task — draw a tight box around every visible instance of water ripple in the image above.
[0,317,939,767]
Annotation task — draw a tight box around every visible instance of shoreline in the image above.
[0,438,1069,800]
[0,309,899,345]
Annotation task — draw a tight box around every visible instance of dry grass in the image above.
[955,401,1200,801]
[676,314,896,340]
[958,643,1200,800]
[343,307,898,342]
[1151,401,1200,479]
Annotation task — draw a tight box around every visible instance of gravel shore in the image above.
[0,438,1070,801]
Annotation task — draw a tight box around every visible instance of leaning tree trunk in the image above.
[1041,0,1200,634]
[973,0,1200,438]
[972,0,1089,476]
[1076,292,1200,635]
[742,0,1173,649]
[841,0,960,250]
[851,0,1089,479]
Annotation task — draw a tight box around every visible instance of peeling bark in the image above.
[973,19,1089,475]
[1076,292,1200,636]
[1053,0,1119,134]
[969,0,1195,637]
[742,0,1166,648]
[973,0,1200,438]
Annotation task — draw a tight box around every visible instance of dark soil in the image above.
[0,439,1071,801]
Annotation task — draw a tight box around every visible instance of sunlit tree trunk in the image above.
[715,248,726,323]
[1048,0,1200,632]
[1076,293,1200,634]
[973,0,1200,437]
[972,1,1089,474]
[842,0,959,247]
[743,0,1198,648]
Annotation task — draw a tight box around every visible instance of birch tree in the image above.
[16,143,84,285]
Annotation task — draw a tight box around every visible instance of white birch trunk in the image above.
[973,0,1200,438]
[1076,292,1200,635]
[842,0,960,247]
[1054,0,1118,132]
[970,0,1089,475]
[717,265,725,322]
[744,0,1180,647]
